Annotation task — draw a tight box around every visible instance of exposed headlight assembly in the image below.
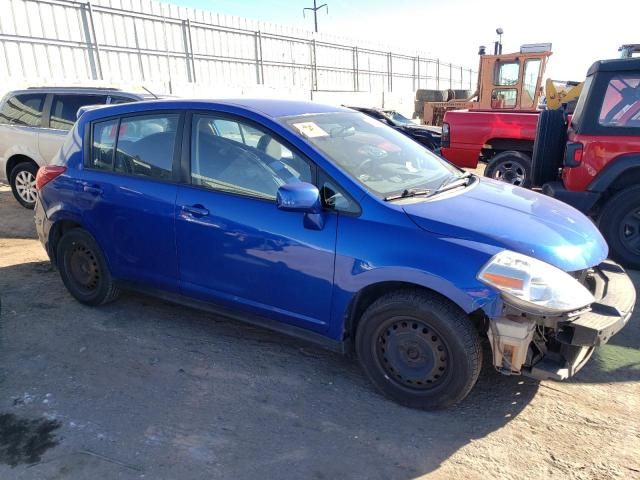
[478,250,595,315]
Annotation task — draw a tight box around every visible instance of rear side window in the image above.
[114,114,180,180]
[598,74,640,127]
[90,119,119,171]
[50,95,108,131]
[0,93,46,126]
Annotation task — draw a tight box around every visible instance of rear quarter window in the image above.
[0,93,46,126]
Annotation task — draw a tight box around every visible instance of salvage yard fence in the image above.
[0,0,476,97]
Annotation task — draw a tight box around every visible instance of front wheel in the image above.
[355,290,482,410]
[56,228,121,306]
[10,161,39,209]
[599,186,640,270]
[484,151,532,187]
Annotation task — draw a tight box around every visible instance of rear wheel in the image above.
[484,151,532,187]
[599,186,640,270]
[56,228,120,306]
[531,109,567,186]
[10,161,39,209]
[355,290,482,409]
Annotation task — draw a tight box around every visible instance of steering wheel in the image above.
[356,157,374,174]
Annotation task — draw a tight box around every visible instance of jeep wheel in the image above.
[356,290,482,409]
[531,109,566,186]
[10,161,39,209]
[484,151,531,187]
[600,186,640,270]
[57,228,120,306]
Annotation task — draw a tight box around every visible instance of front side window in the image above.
[491,88,518,109]
[191,114,312,200]
[50,94,108,131]
[0,93,46,127]
[115,114,180,180]
[494,61,520,86]
[598,74,640,127]
[281,112,461,199]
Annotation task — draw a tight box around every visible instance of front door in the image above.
[175,112,337,332]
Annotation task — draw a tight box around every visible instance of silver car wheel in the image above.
[15,170,37,204]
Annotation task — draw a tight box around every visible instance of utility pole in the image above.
[303,0,328,33]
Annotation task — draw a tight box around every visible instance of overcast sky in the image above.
[166,0,638,81]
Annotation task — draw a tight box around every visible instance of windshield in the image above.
[570,75,593,130]
[282,111,462,198]
[384,110,415,126]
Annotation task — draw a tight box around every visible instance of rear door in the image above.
[0,93,47,175]
[39,94,108,163]
[77,111,184,292]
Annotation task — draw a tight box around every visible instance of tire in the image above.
[9,161,39,209]
[416,89,445,102]
[484,151,532,187]
[453,89,472,100]
[599,186,640,270]
[530,109,567,186]
[355,289,482,410]
[56,228,120,306]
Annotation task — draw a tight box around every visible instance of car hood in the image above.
[403,178,608,272]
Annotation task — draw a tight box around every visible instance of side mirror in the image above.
[276,182,321,214]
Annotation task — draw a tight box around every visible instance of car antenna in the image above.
[141,86,159,99]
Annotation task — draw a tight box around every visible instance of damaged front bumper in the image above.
[487,260,635,381]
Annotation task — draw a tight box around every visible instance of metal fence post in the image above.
[416,56,420,90]
[311,38,318,91]
[436,59,440,90]
[352,46,358,92]
[186,18,196,83]
[181,20,193,82]
[469,68,473,90]
[85,2,103,80]
[388,52,392,92]
[449,63,452,89]
[254,31,264,84]
[132,18,145,81]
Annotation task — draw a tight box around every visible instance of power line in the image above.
[303,0,328,33]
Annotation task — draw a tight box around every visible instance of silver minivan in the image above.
[0,87,149,208]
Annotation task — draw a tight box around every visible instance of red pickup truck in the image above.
[440,110,540,186]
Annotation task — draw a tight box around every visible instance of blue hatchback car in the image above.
[34,99,635,409]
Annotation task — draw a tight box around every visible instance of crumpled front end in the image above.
[486,260,635,380]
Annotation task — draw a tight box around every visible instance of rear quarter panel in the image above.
[441,110,540,168]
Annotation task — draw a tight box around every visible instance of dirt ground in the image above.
[0,182,639,480]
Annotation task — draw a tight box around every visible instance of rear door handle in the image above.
[83,184,102,195]
[181,204,209,217]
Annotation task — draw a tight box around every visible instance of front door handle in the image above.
[181,204,210,217]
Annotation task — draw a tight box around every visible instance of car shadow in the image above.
[0,187,37,240]
[0,260,539,479]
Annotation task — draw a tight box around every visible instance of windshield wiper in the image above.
[427,172,474,198]
[384,188,431,201]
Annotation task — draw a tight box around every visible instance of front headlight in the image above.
[478,250,594,315]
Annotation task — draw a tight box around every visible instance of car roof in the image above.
[587,57,640,75]
[81,98,352,121]
[6,87,147,98]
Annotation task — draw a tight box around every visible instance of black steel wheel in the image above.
[484,151,532,187]
[57,228,120,306]
[376,317,450,390]
[356,290,482,409]
[600,186,640,270]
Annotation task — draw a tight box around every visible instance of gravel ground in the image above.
[0,183,639,480]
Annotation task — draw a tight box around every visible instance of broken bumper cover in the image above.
[526,260,635,381]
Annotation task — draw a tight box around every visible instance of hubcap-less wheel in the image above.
[15,170,37,204]
[68,243,101,293]
[376,317,449,389]
[491,160,527,186]
[620,208,640,255]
